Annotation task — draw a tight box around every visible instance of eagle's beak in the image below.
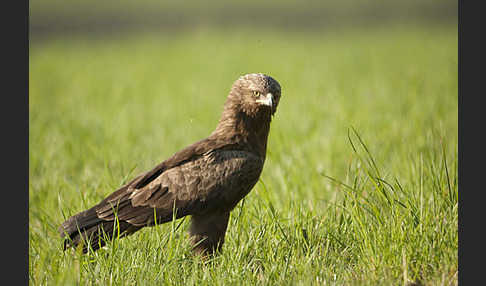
[256,93,273,107]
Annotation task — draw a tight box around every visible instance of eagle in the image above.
[59,73,282,256]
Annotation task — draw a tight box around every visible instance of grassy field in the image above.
[29,25,457,285]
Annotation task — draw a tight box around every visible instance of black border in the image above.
[4,0,28,284]
[458,0,483,285]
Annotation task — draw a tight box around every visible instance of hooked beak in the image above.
[256,93,273,107]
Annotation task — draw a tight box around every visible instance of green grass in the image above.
[29,25,457,285]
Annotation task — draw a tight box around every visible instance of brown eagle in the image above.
[59,73,282,256]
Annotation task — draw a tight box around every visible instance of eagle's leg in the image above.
[189,211,230,256]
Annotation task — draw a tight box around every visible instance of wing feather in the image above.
[94,149,263,227]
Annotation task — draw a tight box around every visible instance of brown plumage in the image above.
[59,73,282,256]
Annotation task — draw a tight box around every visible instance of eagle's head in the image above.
[228,73,282,118]
[212,73,282,155]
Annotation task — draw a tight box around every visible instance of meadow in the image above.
[29,25,457,285]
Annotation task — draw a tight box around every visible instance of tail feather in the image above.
[59,206,141,253]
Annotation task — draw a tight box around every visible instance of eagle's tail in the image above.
[59,206,141,253]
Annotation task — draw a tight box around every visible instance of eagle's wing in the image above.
[94,146,264,227]
[59,138,262,252]
[89,137,231,213]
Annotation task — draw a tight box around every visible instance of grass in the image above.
[29,25,457,285]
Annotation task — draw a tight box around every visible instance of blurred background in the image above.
[30,0,456,40]
[29,0,458,206]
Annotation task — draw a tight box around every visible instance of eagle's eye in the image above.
[252,91,260,97]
